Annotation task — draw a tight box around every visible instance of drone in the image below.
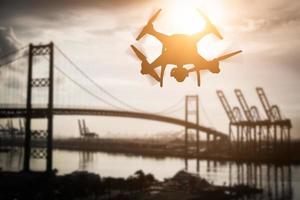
[131,9,242,87]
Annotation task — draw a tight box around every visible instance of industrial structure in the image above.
[217,88,292,159]
[0,119,24,137]
[78,119,98,138]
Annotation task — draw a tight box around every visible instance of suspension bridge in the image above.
[0,42,228,172]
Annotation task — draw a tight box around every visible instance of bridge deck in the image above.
[0,107,228,139]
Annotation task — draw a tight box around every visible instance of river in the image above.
[1,148,299,200]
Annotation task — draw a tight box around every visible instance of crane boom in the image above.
[216,90,236,123]
[256,87,272,120]
[234,89,254,121]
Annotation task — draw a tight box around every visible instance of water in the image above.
[1,148,300,200]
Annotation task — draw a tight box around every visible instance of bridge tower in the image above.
[185,95,199,157]
[24,43,54,173]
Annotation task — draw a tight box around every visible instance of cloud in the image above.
[0,0,147,22]
[0,27,25,74]
[88,24,136,36]
[229,0,300,32]
[0,0,153,43]
[0,26,66,104]
[0,27,21,56]
[0,27,27,100]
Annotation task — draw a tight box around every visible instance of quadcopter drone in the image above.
[131,9,242,87]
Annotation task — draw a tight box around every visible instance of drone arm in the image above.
[149,54,166,69]
[160,65,167,87]
[144,55,166,82]
[147,26,169,44]
[191,29,210,42]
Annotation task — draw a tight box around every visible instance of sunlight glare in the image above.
[167,0,224,34]
[168,0,205,34]
[143,0,229,61]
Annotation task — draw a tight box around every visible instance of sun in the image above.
[161,0,228,60]
[143,0,229,62]
[169,2,205,34]
[166,0,224,35]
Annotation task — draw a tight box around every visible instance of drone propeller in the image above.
[128,46,157,86]
[136,9,161,41]
[214,50,242,62]
[148,8,162,25]
[146,70,159,86]
[130,45,160,82]
[187,50,242,73]
[147,70,160,82]
[197,9,223,40]
[130,45,146,61]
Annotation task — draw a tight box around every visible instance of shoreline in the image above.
[0,170,263,200]
[1,137,300,165]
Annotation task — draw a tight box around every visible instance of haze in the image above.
[0,0,299,139]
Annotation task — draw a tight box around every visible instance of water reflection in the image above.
[0,148,23,171]
[79,151,94,170]
[0,149,298,200]
[185,158,293,200]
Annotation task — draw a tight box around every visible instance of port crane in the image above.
[78,119,98,138]
[217,88,292,157]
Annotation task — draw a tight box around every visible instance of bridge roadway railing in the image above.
[0,105,228,139]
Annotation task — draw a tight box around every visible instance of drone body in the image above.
[131,9,241,87]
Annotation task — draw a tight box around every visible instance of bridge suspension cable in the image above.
[54,45,144,112]
[54,64,124,110]
[161,106,183,115]
[0,43,187,115]
[39,54,124,110]
[54,45,187,115]
[156,97,184,115]
[199,100,215,129]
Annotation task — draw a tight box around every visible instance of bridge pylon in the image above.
[185,95,200,157]
[24,42,54,173]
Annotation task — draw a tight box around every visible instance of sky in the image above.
[0,0,300,139]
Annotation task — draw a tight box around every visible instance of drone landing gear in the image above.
[160,65,167,87]
[196,71,201,86]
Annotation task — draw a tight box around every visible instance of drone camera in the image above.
[209,60,220,73]
[171,67,189,82]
